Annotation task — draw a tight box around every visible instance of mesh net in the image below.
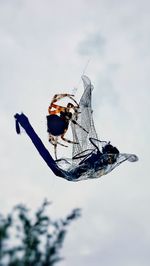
[71,75,99,159]
[56,76,138,181]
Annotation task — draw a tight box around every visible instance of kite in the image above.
[14,75,138,181]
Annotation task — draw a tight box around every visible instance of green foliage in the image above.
[0,200,81,266]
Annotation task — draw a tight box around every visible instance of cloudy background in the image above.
[0,0,150,265]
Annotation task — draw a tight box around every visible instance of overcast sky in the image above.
[0,0,150,265]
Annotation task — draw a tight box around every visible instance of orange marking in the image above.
[48,103,66,115]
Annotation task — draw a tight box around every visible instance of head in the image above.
[102,144,119,155]
[67,102,74,109]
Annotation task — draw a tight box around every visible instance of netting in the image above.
[71,76,99,160]
[55,76,138,181]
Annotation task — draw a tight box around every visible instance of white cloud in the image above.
[78,32,106,56]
